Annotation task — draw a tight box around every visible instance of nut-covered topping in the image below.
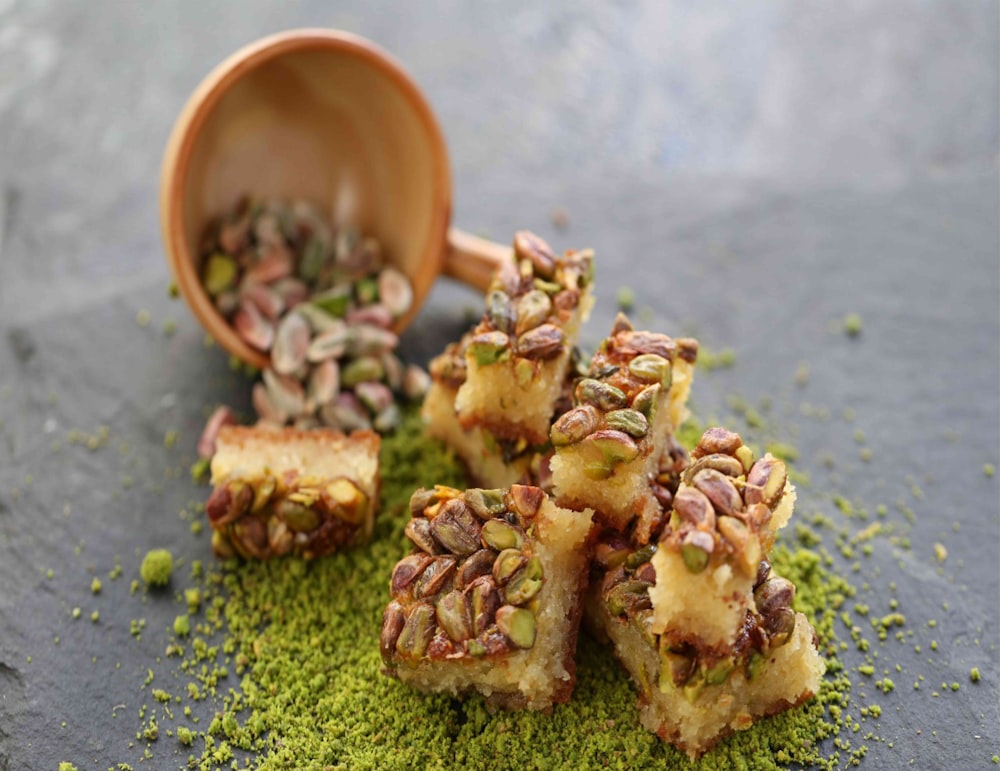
[267,520,293,556]
[413,556,457,599]
[486,289,514,334]
[634,561,657,584]
[495,605,537,649]
[197,405,237,460]
[745,456,788,508]
[604,408,649,438]
[463,488,507,519]
[493,548,528,586]
[514,290,553,335]
[430,498,482,556]
[405,517,442,555]
[628,353,672,385]
[503,556,543,605]
[673,487,717,530]
[575,378,627,411]
[692,468,743,518]
[481,520,524,551]
[455,549,496,588]
[754,576,796,617]
[380,600,406,662]
[717,516,762,577]
[680,529,715,573]
[467,330,511,367]
[513,231,557,279]
[251,474,276,513]
[435,590,473,643]
[516,323,565,360]
[206,481,254,527]
[550,405,601,446]
[508,484,544,521]
[391,553,433,595]
[755,559,772,589]
[466,576,501,636]
[694,427,743,458]
[396,602,435,659]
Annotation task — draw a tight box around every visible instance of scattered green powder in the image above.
[91,577,103,594]
[137,407,859,770]
[970,668,981,682]
[136,309,151,328]
[91,610,99,623]
[984,464,995,478]
[698,347,737,370]
[616,286,635,312]
[173,615,191,637]
[58,763,77,771]
[843,313,863,337]
[140,549,174,587]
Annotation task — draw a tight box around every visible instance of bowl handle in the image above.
[443,229,512,293]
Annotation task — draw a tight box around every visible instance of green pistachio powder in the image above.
[46,303,992,770]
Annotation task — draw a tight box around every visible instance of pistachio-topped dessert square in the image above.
[549,313,698,538]
[586,427,821,758]
[381,484,595,710]
[206,426,379,560]
[454,231,594,447]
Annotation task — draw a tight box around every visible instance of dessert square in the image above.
[454,231,594,447]
[206,426,380,560]
[549,313,698,536]
[380,484,595,710]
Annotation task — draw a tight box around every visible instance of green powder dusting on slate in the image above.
[153,407,854,769]
[140,549,174,587]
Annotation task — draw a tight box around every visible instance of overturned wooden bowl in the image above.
[161,28,508,369]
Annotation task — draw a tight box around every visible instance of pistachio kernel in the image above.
[380,601,406,663]
[390,553,433,595]
[413,556,457,599]
[745,456,788,508]
[513,290,553,335]
[673,487,717,530]
[276,499,320,533]
[467,331,511,367]
[604,408,649,438]
[692,468,743,517]
[764,607,796,648]
[694,427,743,458]
[631,383,661,420]
[575,378,627,411]
[463,488,507,519]
[680,530,714,573]
[685,453,745,481]
[627,353,672,386]
[321,478,366,525]
[206,481,253,527]
[435,590,473,643]
[516,323,565,361]
[466,576,501,636]
[504,557,543,605]
[507,484,545,521]
[481,519,525,551]
[455,549,496,588]
[495,605,537,649]
[606,579,653,616]
[754,575,796,617]
[513,231,557,279]
[404,517,442,555]
[396,602,435,659]
[430,498,482,556]
[486,289,514,334]
[550,405,601,446]
[492,548,528,586]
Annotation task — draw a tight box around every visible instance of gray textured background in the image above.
[0,1,997,769]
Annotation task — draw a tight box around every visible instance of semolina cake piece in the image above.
[380,484,595,710]
[587,545,823,759]
[648,427,796,647]
[422,337,541,488]
[454,231,594,446]
[549,313,698,535]
[206,426,379,560]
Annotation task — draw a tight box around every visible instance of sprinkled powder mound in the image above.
[159,407,857,770]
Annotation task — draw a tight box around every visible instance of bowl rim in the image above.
[159,28,454,368]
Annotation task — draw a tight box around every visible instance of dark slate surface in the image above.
[0,2,997,769]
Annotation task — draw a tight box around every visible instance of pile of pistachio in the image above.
[200,198,429,433]
[382,485,546,663]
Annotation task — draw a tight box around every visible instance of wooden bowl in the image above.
[160,28,507,369]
